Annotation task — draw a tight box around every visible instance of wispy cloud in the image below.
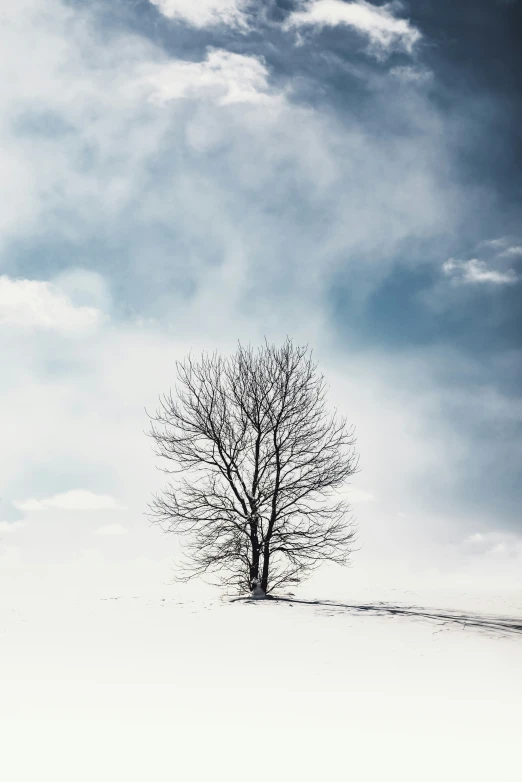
[14,490,125,512]
[462,531,522,558]
[442,258,519,285]
[479,237,508,249]
[500,245,522,258]
[140,48,276,106]
[0,276,104,332]
[149,0,251,29]
[284,0,421,58]
[390,65,432,84]
[0,521,27,533]
[478,237,522,257]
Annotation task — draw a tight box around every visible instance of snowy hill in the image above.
[1,586,521,782]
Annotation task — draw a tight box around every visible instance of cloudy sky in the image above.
[1,0,521,597]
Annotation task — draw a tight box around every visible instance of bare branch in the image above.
[147,339,359,594]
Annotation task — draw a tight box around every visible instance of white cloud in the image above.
[478,239,522,258]
[500,245,522,258]
[0,544,21,568]
[466,533,484,544]
[442,258,519,285]
[14,490,125,512]
[0,0,464,310]
[284,0,421,57]
[344,487,376,503]
[0,521,26,533]
[0,276,104,332]
[96,523,127,536]
[462,531,522,558]
[149,0,251,29]
[479,237,508,249]
[390,65,432,84]
[140,48,275,107]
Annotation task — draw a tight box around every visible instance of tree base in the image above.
[250,584,266,599]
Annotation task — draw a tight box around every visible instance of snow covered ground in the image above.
[1,583,521,782]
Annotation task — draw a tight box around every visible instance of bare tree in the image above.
[147,339,358,595]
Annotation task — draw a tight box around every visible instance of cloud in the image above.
[0,276,104,332]
[0,521,27,533]
[500,245,522,258]
[479,237,508,249]
[343,487,376,503]
[0,0,466,317]
[462,531,522,558]
[96,523,127,536]
[284,0,421,57]
[149,0,251,29]
[442,258,519,285]
[140,48,275,106]
[52,269,112,313]
[478,238,522,258]
[14,490,125,512]
[0,499,25,523]
[390,65,432,84]
[0,0,520,598]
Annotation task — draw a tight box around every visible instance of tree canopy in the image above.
[148,339,358,594]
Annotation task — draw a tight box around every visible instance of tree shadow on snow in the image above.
[237,596,522,638]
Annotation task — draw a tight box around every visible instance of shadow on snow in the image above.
[234,595,522,637]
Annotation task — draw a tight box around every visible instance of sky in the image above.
[1,0,521,597]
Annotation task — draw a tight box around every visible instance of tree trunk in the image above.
[260,544,270,594]
[249,558,260,589]
[249,519,260,589]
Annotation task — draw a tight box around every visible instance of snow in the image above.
[1,584,521,781]
[250,578,266,599]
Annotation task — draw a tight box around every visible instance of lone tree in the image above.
[148,339,358,596]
